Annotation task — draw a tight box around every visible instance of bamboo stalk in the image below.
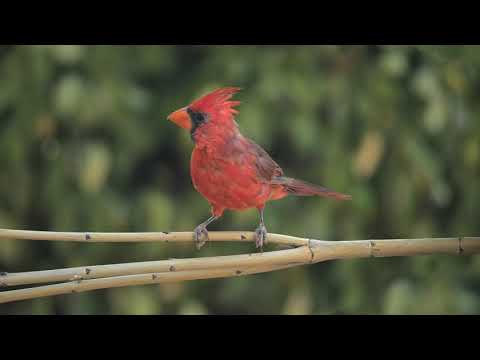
[3,237,475,288]
[0,229,309,247]
[309,237,480,261]
[0,264,297,304]
[1,230,479,305]
[1,246,313,287]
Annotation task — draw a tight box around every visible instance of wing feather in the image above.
[246,138,284,181]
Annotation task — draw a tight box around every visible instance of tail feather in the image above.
[271,177,352,201]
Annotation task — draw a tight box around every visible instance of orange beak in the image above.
[167,107,192,130]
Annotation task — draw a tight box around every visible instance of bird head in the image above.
[167,87,241,133]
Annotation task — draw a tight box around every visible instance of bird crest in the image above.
[189,87,242,118]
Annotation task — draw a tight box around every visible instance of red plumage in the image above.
[167,87,351,249]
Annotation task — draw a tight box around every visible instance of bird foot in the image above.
[254,224,268,251]
[194,224,209,250]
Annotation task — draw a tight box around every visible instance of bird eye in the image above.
[186,109,208,138]
[188,110,207,127]
[192,112,204,124]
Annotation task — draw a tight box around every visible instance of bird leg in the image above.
[254,208,268,251]
[193,216,218,250]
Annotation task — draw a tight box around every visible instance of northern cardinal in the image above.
[167,87,351,250]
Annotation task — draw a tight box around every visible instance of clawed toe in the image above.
[254,225,268,251]
[194,225,209,250]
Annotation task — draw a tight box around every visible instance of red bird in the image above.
[167,87,351,250]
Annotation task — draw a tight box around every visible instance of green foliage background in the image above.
[1,45,480,314]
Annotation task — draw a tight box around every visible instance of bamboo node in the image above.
[458,237,464,255]
[85,233,92,241]
[369,240,376,257]
[85,268,91,275]
[169,266,176,272]
[307,240,314,263]
[71,274,83,282]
